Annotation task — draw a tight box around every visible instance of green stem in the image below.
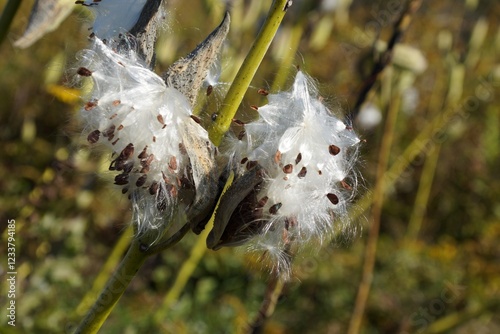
[76,226,133,316]
[0,0,22,46]
[75,239,149,334]
[208,0,291,146]
[153,171,235,324]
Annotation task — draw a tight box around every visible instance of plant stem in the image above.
[0,0,22,46]
[76,226,133,316]
[153,171,235,324]
[347,69,400,334]
[75,239,149,334]
[208,0,291,146]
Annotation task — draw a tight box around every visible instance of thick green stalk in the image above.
[153,172,235,324]
[76,226,133,316]
[75,239,148,334]
[208,0,291,146]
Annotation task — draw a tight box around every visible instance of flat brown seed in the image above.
[295,153,302,164]
[246,160,258,170]
[149,182,159,195]
[87,130,100,144]
[274,150,282,164]
[240,157,248,165]
[190,115,201,124]
[329,144,341,155]
[283,164,293,174]
[112,100,121,106]
[103,125,115,138]
[258,88,269,96]
[84,100,98,111]
[250,105,259,111]
[257,196,268,208]
[341,180,352,190]
[138,146,148,159]
[232,119,245,126]
[77,67,92,77]
[114,173,129,185]
[237,130,246,140]
[121,143,134,159]
[269,203,282,215]
[298,166,307,178]
[168,156,177,171]
[327,193,339,205]
[206,85,213,96]
[136,174,147,187]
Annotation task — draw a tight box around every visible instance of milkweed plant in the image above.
[69,0,361,332]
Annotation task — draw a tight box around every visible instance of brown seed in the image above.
[298,166,307,178]
[138,146,148,159]
[136,174,147,187]
[274,150,282,164]
[121,143,134,160]
[168,156,177,171]
[341,180,352,190]
[102,125,115,139]
[190,115,201,124]
[269,203,282,215]
[206,85,213,96]
[149,182,159,195]
[84,100,98,111]
[112,100,121,106]
[329,144,341,156]
[237,130,246,140]
[257,196,268,208]
[111,138,120,145]
[250,105,259,111]
[109,113,118,119]
[318,170,323,175]
[152,136,156,142]
[240,157,248,165]
[295,153,302,164]
[232,119,245,126]
[77,67,92,77]
[327,193,339,205]
[114,173,129,185]
[157,115,165,125]
[121,187,128,194]
[166,183,178,197]
[246,160,258,170]
[122,161,133,173]
[87,130,100,144]
[283,164,293,174]
[258,88,269,96]
[117,125,124,131]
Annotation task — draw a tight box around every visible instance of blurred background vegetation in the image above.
[1,0,499,333]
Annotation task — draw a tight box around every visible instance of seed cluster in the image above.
[220,71,361,274]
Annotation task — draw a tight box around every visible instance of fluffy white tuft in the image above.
[77,37,214,241]
[231,71,361,276]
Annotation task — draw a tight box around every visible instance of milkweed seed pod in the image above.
[213,71,361,276]
[76,8,230,245]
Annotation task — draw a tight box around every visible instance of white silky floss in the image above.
[78,38,213,240]
[236,71,361,271]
